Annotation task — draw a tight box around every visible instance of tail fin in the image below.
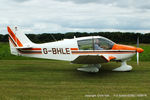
[7,26,33,55]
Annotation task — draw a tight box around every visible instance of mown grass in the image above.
[0,60,149,100]
[0,42,150,100]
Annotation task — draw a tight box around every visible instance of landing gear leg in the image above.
[112,60,132,71]
[77,64,101,73]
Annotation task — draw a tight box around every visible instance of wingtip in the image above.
[109,56,116,61]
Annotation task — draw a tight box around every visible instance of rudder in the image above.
[7,26,34,55]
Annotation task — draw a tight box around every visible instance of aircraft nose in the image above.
[136,48,144,53]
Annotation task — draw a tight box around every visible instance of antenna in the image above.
[50,34,57,41]
[15,26,17,31]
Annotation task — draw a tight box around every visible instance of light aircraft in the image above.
[7,26,144,72]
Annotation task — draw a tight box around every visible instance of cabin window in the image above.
[78,37,114,50]
[94,38,114,50]
[78,39,93,50]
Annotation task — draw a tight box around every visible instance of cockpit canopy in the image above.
[77,37,115,50]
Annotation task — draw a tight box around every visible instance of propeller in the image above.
[137,37,139,65]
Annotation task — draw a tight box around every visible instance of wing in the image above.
[71,55,116,64]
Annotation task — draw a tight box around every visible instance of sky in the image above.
[0,0,150,34]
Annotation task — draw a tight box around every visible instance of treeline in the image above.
[1,32,150,44]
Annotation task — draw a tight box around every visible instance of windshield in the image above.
[78,37,114,50]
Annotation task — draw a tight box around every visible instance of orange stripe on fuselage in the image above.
[71,48,79,50]
[7,26,23,47]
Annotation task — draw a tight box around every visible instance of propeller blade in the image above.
[137,52,139,65]
[137,37,139,47]
[137,37,139,65]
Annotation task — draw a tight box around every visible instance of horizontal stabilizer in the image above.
[15,46,32,49]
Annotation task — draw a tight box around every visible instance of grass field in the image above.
[0,42,150,100]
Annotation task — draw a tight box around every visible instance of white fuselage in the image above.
[17,37,136,62]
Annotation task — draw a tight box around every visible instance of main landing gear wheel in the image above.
[77,64,101,73]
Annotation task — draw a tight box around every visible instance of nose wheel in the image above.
[112,60,132,71]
